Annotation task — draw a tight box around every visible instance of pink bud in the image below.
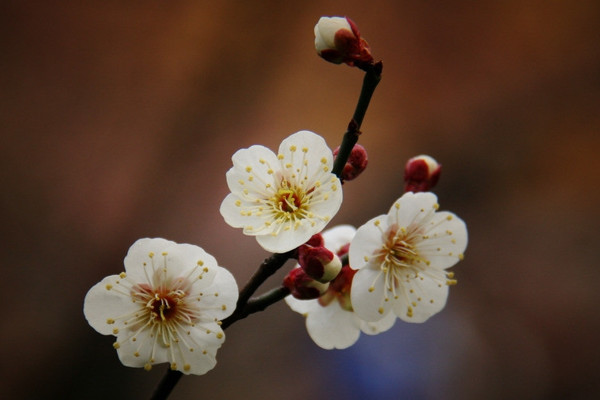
[284,268,329,300]
[333,144,368,182]
[404,155,441,193]
[298,244,342,283]
[314,16,373,69]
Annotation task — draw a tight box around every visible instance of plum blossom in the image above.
[286,225,395,349]
[350,192,467,323]
[220,130,343,253]
[83,238,238,375]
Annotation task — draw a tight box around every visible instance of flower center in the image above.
[147,289,186,322]
[276,188,302,213]
[271,180,314,219]
[378,225,425,270]
[372,225,431,298]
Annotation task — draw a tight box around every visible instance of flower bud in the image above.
[333,144,368,182]
[304,233,324,248]
[314,16,373,68]
[298,244,342,283]
[284,268,329,300]
[318,265,357,311]
[404,155,441,193]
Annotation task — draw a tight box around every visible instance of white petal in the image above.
[349,215,387,270]
[418,211,468,269]
[392,270,449,323]
[322,225,356,253]
[158,243,216,281]
[360,310,396,335]
[228,146,279,196]
[219,193,269,232]
[116,320,224,375]
[278,130,334,180]
[189,266,238,321]
[285,296,319,315]
[305,301,361,349]
[83,275,138,335]
[116,327,161,369]
[231,145,278,175]
[306,176,343,219]
[256,225,315,253]
[350,267,391,322]
[178,321,225,374]
[388,192,439,230]
[123,238,178,284]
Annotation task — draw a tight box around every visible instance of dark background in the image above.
[1,1,599,399]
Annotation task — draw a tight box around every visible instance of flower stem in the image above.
[231,251,294,315]
[150,370,182,400]
[332,61,383,178]
[222,286,291,329]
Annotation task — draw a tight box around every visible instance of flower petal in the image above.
[391,270,449,323]
[350,267,391,321]
[123,238,178,284]
[83,275,138,335]
[256,226,315,253]
[219,193,270,233]
[278,131,334,179]
[349,215,386,270]
[285,295,317,315]
[305,301,361,349]
[188,266,238,321]
[388,191,439,230]
[418,211,468,269]
[360,309,396,335]
[322,224,356,254]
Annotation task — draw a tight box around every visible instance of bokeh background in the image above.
[2,1,599,399]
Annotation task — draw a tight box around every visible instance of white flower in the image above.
[350,192,468,323]
[286,225,396,349]
[220,130,343,253]
[83,238,238,375]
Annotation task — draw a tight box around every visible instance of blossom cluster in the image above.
[82,15,469,390]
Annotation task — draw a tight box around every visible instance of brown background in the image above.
[1,1,599,399]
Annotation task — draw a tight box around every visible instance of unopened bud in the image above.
[314,16,373,69]
[318,265,357,311]
[284,268,329,300]
[404,155,441,193]
[298,244,342,283]
[333,144,368,182]
[304,233,324,248]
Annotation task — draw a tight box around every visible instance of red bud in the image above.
[404,155,441,193]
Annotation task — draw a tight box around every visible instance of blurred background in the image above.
[1,1,599,399]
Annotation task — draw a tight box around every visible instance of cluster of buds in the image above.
[333,144,368,182]
[284,233,343,300]
[283,268,329,300]
[404,155,441,193]
[314,16,373,69]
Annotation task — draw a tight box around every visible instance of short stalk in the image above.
[332,61,382,178]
